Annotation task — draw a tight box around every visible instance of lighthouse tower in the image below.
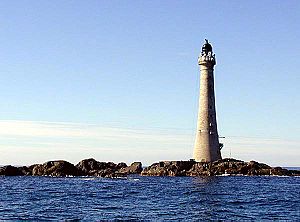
[193,39,222,162]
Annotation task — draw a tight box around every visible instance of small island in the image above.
[0,158,299,177]
[141,158,300,176]
[0,158,143,177]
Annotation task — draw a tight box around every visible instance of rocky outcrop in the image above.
[0,158,298,177]
[75,159,142,177]
[186,159,273,176]
[18,166,33,176]
[0,165,34,176]
[76,158,127,177]
[32,160,82,177]
[0,159,143,177]
[0,165,24,176]
[141,161,195,176]
[141,158,300,176]
[118,162,143,174]
[270,167,300,176]
[76,158,114,175]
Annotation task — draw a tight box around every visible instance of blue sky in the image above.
[0,1,299,166]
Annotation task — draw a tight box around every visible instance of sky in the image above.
[0,1,299,166]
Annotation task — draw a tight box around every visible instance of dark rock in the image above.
[271,167,290,176]
[1,159,138,177]
[76,158,119,177]
[1,158,298,177]
[141,161,193,176]
[94,168,114,177]
[76,158,120,174]
[76,159,140,177]
[187,162,210,176]
[288,170,300,176]
[0,165,24,176]
[141,158,300,177]
[116,162,127,169]
[32,160,81,177]
[76,158,101,175]
[118,162,142,174]
[18,166,32,176]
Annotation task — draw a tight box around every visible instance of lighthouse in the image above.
[193,39,222,162]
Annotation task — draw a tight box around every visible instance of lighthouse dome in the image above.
[202,39,213,54]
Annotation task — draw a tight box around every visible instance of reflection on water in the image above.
[191,175,220,185]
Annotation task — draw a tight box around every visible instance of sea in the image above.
[0,175,299,221]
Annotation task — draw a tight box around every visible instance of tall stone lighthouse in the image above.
[193,39,222,162]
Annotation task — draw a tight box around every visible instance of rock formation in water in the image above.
[141,158,300,176]
[0,159,142,177]
[75,158,142,177]
[32,161,81,177]
[0,158,298,177]
[0,165,24,176]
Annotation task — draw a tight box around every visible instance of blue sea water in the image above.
[0,176,299,221]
